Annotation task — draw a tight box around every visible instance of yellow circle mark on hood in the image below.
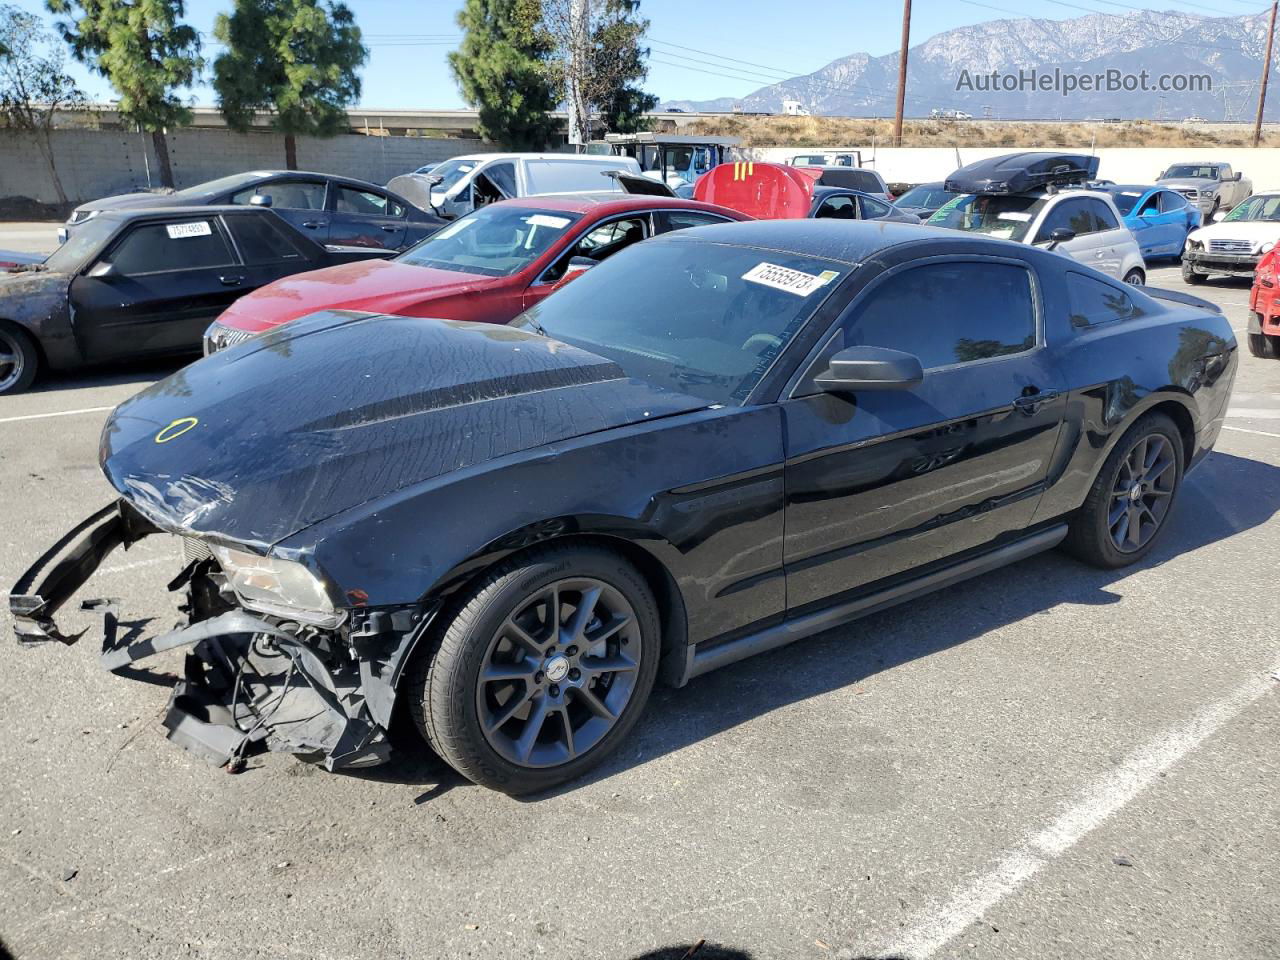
[155,417,199,443]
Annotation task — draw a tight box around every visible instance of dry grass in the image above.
[677,115,1280,148]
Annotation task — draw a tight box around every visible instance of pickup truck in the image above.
[1157,162,1252,217]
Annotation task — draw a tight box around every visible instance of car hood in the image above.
[1158,178,1216,191]
[76,192,176,213]
[1188,220,1280,249]
[0,268,69,299]
[100,310,706,548]
[218,258,494,332]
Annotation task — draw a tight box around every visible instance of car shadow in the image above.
[28,356,190,394]
[352,451,1280,803]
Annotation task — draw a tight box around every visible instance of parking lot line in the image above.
[0,405,114,425]
[1222,425,1280,439]
[877,662,1279,960]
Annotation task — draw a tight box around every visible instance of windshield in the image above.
[896,185,957,208]
[512,239,847,405]
[430,158,478,194]
[395,205,582,277]
[44,217,121,272]
[926,194,1047,242]
[1161,165,1218,180]
[171,172,263,201]
[1107,190,1146,216]
[1223,195,1280,222]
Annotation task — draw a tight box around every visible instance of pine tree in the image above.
[213,0,367,170]
[46,0,202,187]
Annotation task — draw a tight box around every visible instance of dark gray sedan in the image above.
[62,170,445,252]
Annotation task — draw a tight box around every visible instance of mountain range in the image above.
[658,10,1274,121]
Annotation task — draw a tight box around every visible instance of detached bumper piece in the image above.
[9,501,392,772]
[102,611,390,771]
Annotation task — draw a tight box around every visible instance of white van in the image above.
[388,153,643,220]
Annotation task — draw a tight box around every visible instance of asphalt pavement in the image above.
[0,244,1276,960]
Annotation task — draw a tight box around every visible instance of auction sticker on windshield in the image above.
[166,222,212,239]
[742,262,839,296]
[527,214,572,229]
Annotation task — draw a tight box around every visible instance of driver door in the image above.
[523,214,650,311]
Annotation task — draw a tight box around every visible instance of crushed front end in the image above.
[8,499,432,772]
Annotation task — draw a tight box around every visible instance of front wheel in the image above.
[407,544,661,794]
[1181,259,1206,284]
[1248,331,1280,360]
[1062,413,1184,569]
[0,322,39,395]
[1123,268,1145,286]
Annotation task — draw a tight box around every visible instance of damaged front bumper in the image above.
[9,501,432,773]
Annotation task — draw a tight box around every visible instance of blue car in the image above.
[1096,184,1201,259]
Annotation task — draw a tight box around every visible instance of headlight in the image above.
[211,546,342,627]
[67,209,99,225]
[1201,187,1217,197]
[1261,242,1275,255]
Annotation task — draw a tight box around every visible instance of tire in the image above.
[0,322,39,395]
[1123,268,1145,286]
[1062,412,1184,569]
[1181,259,1206,284]
[1248,332,1280,360]
[407,544,661,794]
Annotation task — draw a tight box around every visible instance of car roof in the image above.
[1100,184,1160,194]
[811,186,881,200]
[502,193,745,216]
[97,204,284,222]
[657,218,974,264]
[441,153,629,163]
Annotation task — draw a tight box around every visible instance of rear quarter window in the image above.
[1066,272,1140,327]
[525,161,612,194]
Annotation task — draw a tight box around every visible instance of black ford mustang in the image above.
[9,221,1236,794]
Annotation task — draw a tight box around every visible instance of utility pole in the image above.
[1255,0,1278,146]
[893,0,912,146]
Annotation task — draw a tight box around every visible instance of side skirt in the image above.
[681,523,1068,682]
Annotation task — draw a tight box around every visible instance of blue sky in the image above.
[9,0,1267,111]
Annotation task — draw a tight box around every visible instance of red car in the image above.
[203,194,748,352]
[1249,248,1280,359]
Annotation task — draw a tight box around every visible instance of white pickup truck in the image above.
[1156,161,1252,218]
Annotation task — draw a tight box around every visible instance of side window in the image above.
[653,210,732,233]
[103,220,235,275]
[1220,165,1232,180]
[484,162,518,197]
[541,216,648,283]
[226,214,306,263]
[1035,199,1088,241]
[814,195,856,219]
[230,180,325,210]
[1066,271,1138,328]
[1136,193,1161,217]
[844,261,1036,369]
[335,187,404,218]
[858,196,892,219]
[1087,198,1120,231]
[1158,191,1186,213]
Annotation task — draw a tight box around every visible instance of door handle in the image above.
[301,220,323,229]
[219,275,243,286]
[380,225,398,232]
[1012,389,1059,414]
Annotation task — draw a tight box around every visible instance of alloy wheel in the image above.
[0,328,25,393]
[475,577,642,768]
[1107,434,1176,553]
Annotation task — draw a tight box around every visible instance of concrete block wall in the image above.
[0,128,486,205]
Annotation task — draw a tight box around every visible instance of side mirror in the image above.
[87,261,118,279]
[248,193,272,207]
[1232,172,1242,181]
[1042,226,1076,250]
[557,256,596,284]
[1212,210,1226,223]
[815,346,923,393]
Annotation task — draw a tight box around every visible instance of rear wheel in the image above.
[0,322,38,395]
[1181,259,1206,284]
[1248,331,1280,360]
[408,544,661,794]
[1123,268,1145,286]
[1062,413,1184,569]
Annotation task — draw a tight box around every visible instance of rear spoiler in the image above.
[1144,286,1222,314]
